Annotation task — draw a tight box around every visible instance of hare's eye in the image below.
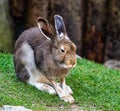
[60,46,66,53]
[60,48,66,54]
[61,49,65,53]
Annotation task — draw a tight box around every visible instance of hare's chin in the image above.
[58,63,75,69]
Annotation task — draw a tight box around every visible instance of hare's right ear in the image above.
[54,15,68,39]
[37,17,55,40]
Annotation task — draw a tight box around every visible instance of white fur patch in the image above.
[20,42,56,95]
[21,42,41,82]
[59,33,69,40]
[59,32,64,37]
[64,35,69,40]
[21,42,34,65]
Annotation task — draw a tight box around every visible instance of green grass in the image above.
[0,53,120,111]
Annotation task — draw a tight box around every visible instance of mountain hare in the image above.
[14,15,77,103]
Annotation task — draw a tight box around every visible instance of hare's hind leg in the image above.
[27,71,56,95]
[15,63,30,82]
[14,46,30,82]
[27,68,56,95]
[20,42,56,94]
[25,67,56,95]
[28,81,56,95]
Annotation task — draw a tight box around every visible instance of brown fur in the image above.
[14,26,76,81]
[14,15,76,103]
[14,23,77,81]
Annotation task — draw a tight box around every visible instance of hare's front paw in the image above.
[60,94,74,103]
[64,85,73,95]
[57,83,73,95]
[42,84,56,95]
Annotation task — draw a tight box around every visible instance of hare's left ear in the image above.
[37,17,55,40]
[54,15,69,39]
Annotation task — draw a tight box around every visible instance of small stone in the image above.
[0,105,33,111]
[104,60,120,70]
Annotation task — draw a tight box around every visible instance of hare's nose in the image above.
[66,59,76,67]
[72,60,76,67]
[66,60,71,66]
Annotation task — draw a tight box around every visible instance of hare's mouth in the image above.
[57,62,76,69]
[55,57,76,69]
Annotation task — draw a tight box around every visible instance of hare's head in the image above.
[37,15,76,69]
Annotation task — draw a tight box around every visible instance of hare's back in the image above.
[14,27,46,52]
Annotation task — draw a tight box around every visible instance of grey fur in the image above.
[14,15,76,103]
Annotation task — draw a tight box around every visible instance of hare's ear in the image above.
[54,15,69,39]
[37,17,55,40]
